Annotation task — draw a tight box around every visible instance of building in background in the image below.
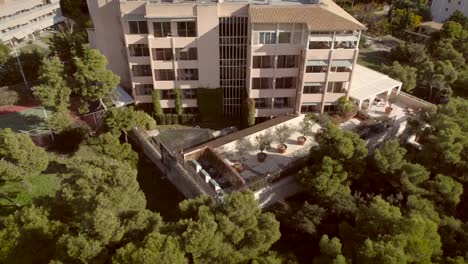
[0,0,65,44]
[87,0,369,118]
[431,0,468,22]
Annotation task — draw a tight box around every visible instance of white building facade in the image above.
[431,0,468,22]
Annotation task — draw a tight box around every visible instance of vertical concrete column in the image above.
[196,5,220,89]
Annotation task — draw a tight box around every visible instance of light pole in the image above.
[9,39,28,90]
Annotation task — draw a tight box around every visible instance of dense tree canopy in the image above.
[34,57,71,111]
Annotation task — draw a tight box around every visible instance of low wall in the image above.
[393,91,435,110]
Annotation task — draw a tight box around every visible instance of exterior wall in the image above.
[87,0,131,87]
[0,0,64,43]
[431,0,468,22]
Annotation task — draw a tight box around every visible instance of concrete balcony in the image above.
[303,73,326,82]
[332,49,357,60]
[275,68,299,77]
[335,33,359,42]
[128,56,151,64]
[251,45,276,55]
[328,72,351,82]
[148,37,171,48]
[173,37,197,48]
[152,60,173,69]
[324,93,346,102]
[301,94,323,102]
[160,99,197,108]
[174,60,198,69]
[175,80,198,89]
[273,89,297,97]
[250,89,274,98]
[250,68,274,78]
[275,45,302,55]
[154,81,176,89]
[125,34,147,45]
[0,3,60,31]
[306,50,331,60]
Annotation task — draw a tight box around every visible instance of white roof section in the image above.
[112,86,135,107]
[349,64,402,101]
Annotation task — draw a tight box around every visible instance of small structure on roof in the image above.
[111,86,134,107]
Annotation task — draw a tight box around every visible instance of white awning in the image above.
[304,82,323,86]
[306,60,328,66]
[331,60,353,67]
[349,64,402,101]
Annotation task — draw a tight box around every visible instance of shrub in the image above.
[0,88,19,106]
[197,88,223,121]
[174,88,183,115]
[275,125,291,144]
[172,114,179,125]
[152,90,163,116]
[242,98,256,128]
[157,114,166,125]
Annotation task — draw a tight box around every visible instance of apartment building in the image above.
[431,0,468,22]
[0,0,65,43]
[87,0,366,117]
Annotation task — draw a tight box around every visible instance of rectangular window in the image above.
[273,97,292,108]
[175,47,197,60]
[153,48,173,61]
[278,32,291,44]
[309,41,331,49]
[277,55,298,68]
[301,104,320,113]
[327,82,346,93]
[153,22,171,37]
[129,44,149,57]
[254,98,270,109]
[134,84,154,95]
[275,77,295,89]
[132,65,152,77]
[306,66,328,73]
[177,69,198,80]
[252,56,274,69]
[303,84,324,94]
[334,41,357,49]
[155,69,175,81]
[128,21,148,34]
[161,89,175,99]
[259,32,276,44]
[177,21,196,37]
[182,89,197,99]
[252,78,273,90]
[324,104,338,112]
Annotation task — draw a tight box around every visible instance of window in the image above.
[161,89,175,99]
[128,21,148,34]
[155,69,175,81]
[334,41,357,49]
[327,82,346,93]
[252,78,273,89]
[254,98,270,109]
[301,104,320,113]
[177,69,198,80]
[278,32,291,43]
[252,56,274,68]
[177,21,196,37]
[324,104,338,112]
[129,44,149,57]
[303,84,324,94]
[153,48,173,61]
[445,8,449,11]
[132,65,152,76]
[292,24,303,44]
[306,65,328,73]
[259,32,276,44]
[134,84,154,95]
[309,41,331,49]
[153,22,171,37]
[273,97,292,108]
[176,47,197,60]
[275,77,295,89]
[277,55,298,68]
[182,89,197,99]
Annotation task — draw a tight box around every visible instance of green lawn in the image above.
[357,49,392,72]
[0,108,52,135]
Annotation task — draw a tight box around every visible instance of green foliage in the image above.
[0,49,46,86]
[0,87,19,106]
[424,174,463,210]
[314,235,347,264]
[390,43,428,65]
[0,42,10,65]
[196,88,222,122]
[48,31,87,76]
[242,98,256,128]
[291,202,327,235]
[447,11,468,29]
[174,88,183,115]
[382,61,417,92]
[255,130,273,153]
[48,109,72,134]
[86,132,139,167]
[337,96,354,116]
[73,47,120,113]
[105,107,156,136]
[34,57,71,111]
[275,125,291,144]
[374,140,407,174]
[152,90,163,116]
[235,137,253,162]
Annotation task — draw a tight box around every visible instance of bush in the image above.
[165,114,172,125]
[197,88,223,121]
[156,114,166,125]
[241,98,256,128]
[172,114,179,125]
[0,88,19,106]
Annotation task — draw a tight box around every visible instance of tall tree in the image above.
[0,42,10,65]
[104,106,156,141]
[85,132,139,167]
[313,235,347,264]
[152,90,163,116]
[174,88,183,115]
[73,47,120,113]
[34,57,71,111]
[382,61,417,93]
[373,139,407,175]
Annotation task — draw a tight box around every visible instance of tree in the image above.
[255,130,273,154]
[313,235,347,264]
[73,47,120,113]
[34,57,71,111]
[104,106,156,141]
[431,40,465,70]
[174,88,183,115]
[0,42,10,65]
[48,31,87,76]
[86,132,139,167]
[152,90,163,116]
[48,109,72,134]
[399,162,430,195]
[242,98,256,128]
[292,202,327,236]
[447,11,468,29]
[382,61,417,93]
[424,174,463,210]
[0,49,45,86]
[235,137,253,163]
[390,43,428,65]
[275,125,291,146]
[373,139,407,174]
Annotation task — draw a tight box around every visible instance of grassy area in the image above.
[0,108,52,135]
[357,49,392,72]
[19,43,48,54]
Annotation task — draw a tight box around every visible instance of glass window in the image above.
[128,21,148,34]
[306,65,328,73]
[301,104,320,113]
[134,84,154,95]
[275,77,295,89]
[132,65,152,76]
[309,41,331,49]
[252,78,273,90]
[129,44,149,57]
[153,48,173,61]
[177,69,198,80]
[278,32,291,43]
[254,98,270,109]
[303,85,324,94]
[154,69,175,81]
[273,97,293,108]
[182,89,197,99]
[327,82,346,93]
[153,22,171,37]
[252,56,274,68]
[176,48,197,60]
[334,41,357,49]
[177,21,196,37]
[324,104,338,112]
[259,32,276,44]
[277,55,298,68]
[161,89,175,99]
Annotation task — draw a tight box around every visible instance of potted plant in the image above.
[337,96,356,121]
[234,138,253,172]
[297,119,312,145]
[385,95,398,115]
[255,130,273,162]
[275,125,291,154]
